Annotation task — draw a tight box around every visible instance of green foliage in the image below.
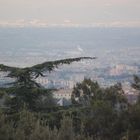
[132,75,140,91]
[71,79,132,140]
[0,108,92,140]
[72,78,127,109]
[84,100,116,139]
[0,57,96,80]
[0,90,6,99]
[128,103,140,140]
[4,87,55,111]
[72,78,101,105]
[0,103,139,140]
[0,57,95,111]
[32,57,96,72]
[0,68,140,140]
[132,75,140,103]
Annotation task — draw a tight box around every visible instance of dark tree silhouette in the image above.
[0,57,96,110]
[0,57,96,87]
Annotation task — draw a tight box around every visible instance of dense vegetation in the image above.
[0,58,140,140]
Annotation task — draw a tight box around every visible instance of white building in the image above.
[53,89,73,106]
[53,89,72,100]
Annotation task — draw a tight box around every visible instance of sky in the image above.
[0,0,140,27]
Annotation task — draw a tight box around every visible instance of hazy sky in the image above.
[0,0,140,26]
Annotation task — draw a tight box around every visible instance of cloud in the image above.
[0,19,140,27]
[64,20,71,24]
[91,21,140,27]
[0,19,48,27]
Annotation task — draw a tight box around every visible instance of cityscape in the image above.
[0,27,140,91]
[0,0,140,138]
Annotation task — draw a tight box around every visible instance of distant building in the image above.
[56,98,71,106]
[53,89,73,106]
[126,94,138,104]
[123,84,139,104]
[53,89,72,99]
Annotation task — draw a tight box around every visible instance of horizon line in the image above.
[0,20,140,28]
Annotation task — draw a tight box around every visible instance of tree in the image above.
[0,108,93,140]
[128,103,140,140]
[71,78,101,106]
[84,100,117,139]
[0,57,96,111]
[0,57,95,88]
[71,79,129,139]
[132,75,140,91]
[103,83,127,110]
[131,75,140,103]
